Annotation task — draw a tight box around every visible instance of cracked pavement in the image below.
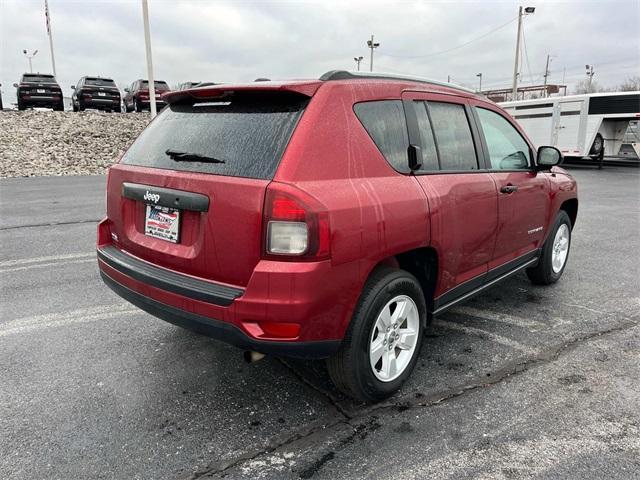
[1,166,638,479]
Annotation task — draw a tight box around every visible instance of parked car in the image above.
[123,79,170,112]
[97,71,578,402]
[14,73,63,111]
[71,76,121,112]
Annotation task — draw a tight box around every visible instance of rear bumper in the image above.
[96,239,356,358]
[100,270,340,358]
[140,99,167,109]
[82,98,120,108]
[21,95,61,106]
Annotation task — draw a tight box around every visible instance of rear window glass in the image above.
[428,102,478,170]
[121,92,308,180]
[22,74,56,84]
[86,78,116,87]
[354,100,409,172]
[141,80,169,90]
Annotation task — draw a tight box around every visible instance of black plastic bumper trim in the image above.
[122,182,209,212]
[97,245,243,306]
[99,271,341,359]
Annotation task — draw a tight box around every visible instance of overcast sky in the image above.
[1,0,639,104]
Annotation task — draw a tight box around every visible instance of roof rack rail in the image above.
[319,70,474,93]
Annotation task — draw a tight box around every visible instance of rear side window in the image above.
[414,101,439,171]
[354,100,409,172]
[428,102,478,170]
[121,92,308,180]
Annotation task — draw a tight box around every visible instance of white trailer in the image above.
[500,92,640,167]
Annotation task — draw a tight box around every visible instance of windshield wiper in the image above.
[165,149,225,164]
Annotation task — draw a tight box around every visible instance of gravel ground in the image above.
[0,111,150,178]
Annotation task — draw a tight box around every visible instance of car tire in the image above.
[327,267,426,402]
[526,210,572,285]
[589,133,604,156]
[134,98,142,113]
[72,102,78,112]
[54,102,64,111]
[18,100,26,111]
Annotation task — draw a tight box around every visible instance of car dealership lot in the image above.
[1,167,638,479]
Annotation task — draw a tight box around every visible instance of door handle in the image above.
[500,184,518,194]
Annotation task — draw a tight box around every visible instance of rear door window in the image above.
[428,102,478,170]
[354,100,409,172]
[121,92,308,180]
[413,101,440,171]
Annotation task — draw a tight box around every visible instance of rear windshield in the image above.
[86,77,116,87]
[22,74,56,84]
[121,92,308,180]
[141,80,169,90]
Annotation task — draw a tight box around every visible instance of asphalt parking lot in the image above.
[1,166,638,480]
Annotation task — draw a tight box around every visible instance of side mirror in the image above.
[537,146,562,169]
[71,85,76,89]
[13,83,19,88]
[124,88,130,93]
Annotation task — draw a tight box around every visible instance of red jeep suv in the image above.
[97,71,577,401]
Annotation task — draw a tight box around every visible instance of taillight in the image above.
[262,184,330,261]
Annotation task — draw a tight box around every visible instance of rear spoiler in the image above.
[163,81,322,105]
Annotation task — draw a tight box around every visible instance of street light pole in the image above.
[585,64,595,92]
[354,56,363,71]
[476,73,483,93]
[141,0,157,118]
[366,35,380,72]
[512,6,535,100]
[23,49,38,73]
[44,0,57,77]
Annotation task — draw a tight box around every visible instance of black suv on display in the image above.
[14,73,64,111]
[123,79,170,112]
[71,76,121,112]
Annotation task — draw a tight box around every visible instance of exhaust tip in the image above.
[244,351,266,363]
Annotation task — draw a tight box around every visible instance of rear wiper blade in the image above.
[165,149,225,164]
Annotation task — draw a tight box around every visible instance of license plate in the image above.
[37,89,45,93]
[98,92,106,96]
[145,205,180,243]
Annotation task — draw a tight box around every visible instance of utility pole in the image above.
[512,6,535,100]
[354,56,363,71]
[44,0,57,76]
[476,73,483,93]
[585,64,595,92]
[542,54,551,97]
[23,49,38,73]
[141,0,157,118]
[366,35,380,72]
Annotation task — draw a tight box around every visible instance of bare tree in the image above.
[573,79,605,94]
[618,76,640,91]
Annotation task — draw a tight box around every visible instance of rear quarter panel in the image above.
[276,82,430,335]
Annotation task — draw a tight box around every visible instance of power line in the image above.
[520,23,536,85]
[382,16,518,59]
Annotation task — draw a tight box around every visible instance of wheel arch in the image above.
[370,247,439,323]
[560,198,578,229]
